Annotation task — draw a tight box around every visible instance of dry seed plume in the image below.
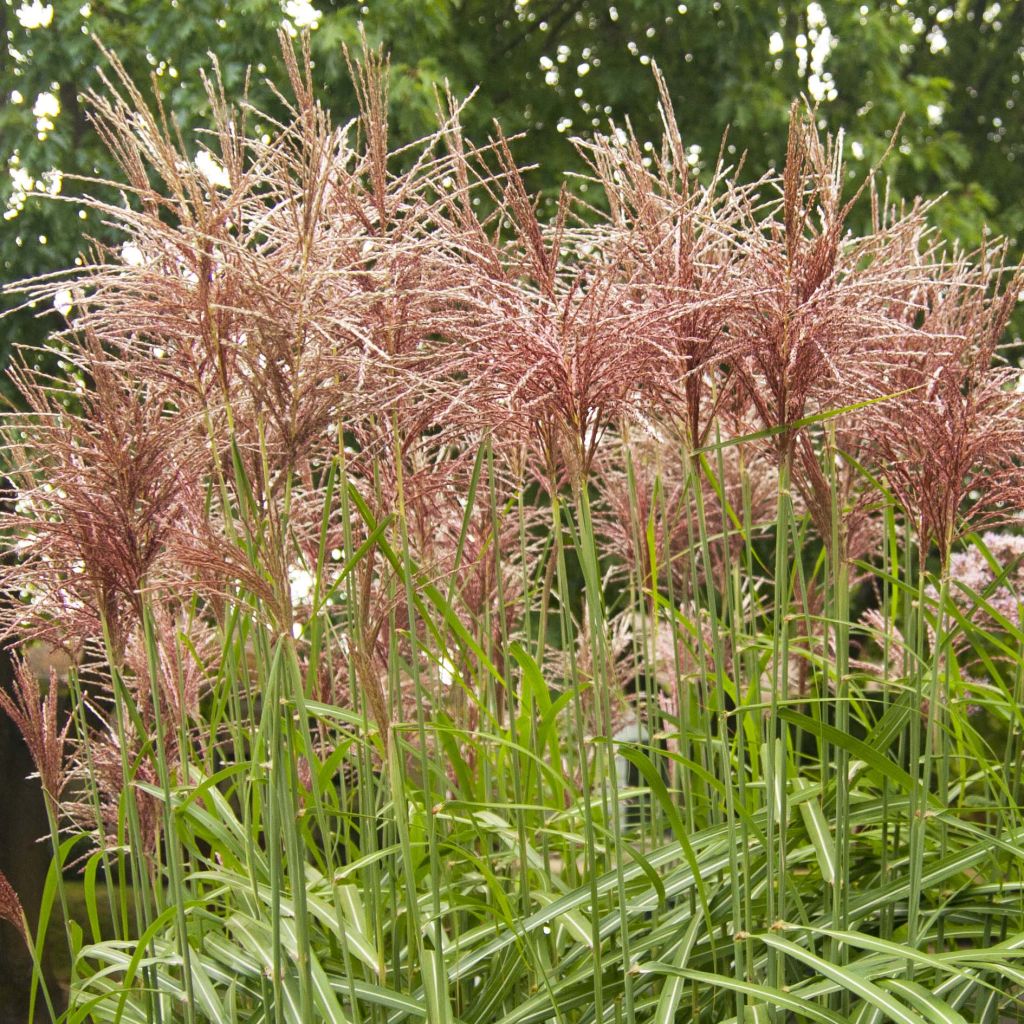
[0,36,1022,855]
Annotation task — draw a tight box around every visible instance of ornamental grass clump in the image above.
[5,35,1024,1024]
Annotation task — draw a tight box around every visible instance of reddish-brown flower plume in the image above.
[0,660,69,807]
[438,134,668,485]
[730,104,925,458]
[1,344,202,656]
[0,870,27,944]
[578,69,754,448]
[867,246,1024,567]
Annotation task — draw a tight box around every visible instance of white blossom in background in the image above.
[289,566,315,606]
[5,159,35,220]
[282,0,321,35]
[32,92,60,119]
[16,1,53,29]
[53,289,73,317]
[806,3,837,102]
[33,91,60,138]
[195,150,231,189]
[3,166,60,224]
[437,658,456,688]
[120,242,145,267]
[40,168,62,195]
[927,25,948,52]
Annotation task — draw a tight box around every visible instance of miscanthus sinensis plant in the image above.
[4,35,1024,1024]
